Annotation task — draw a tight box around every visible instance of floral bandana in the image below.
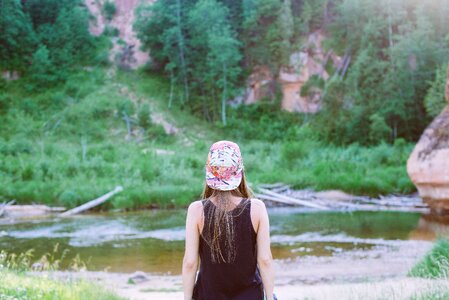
[205,141,243,191]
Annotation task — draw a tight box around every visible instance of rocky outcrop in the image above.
[243,66,275,104]
[1,70,19,81]
[279,31,342,113]
[407,63,449,213]
[239,31,342,111]
[85,0,151,69]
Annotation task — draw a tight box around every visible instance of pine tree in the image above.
[0,0,37,71]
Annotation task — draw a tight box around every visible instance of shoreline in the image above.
[29,239,436,299]
[0,189,423,221]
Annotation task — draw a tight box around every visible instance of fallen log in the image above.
[257,188,329,210]
[59,186,123,217]
[257,183,430,212]
[255,193,297,206]
[316,199,430,213]
[258,183,288,189]
[0,200,15,217]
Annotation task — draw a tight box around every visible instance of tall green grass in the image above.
[0,68,416,209]
[0,246,123,300]
[0,270,123,300]
[409,239,449,279]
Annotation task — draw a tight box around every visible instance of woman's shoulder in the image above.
[249,198,266,208]
[248,198,267,217]
[187,200,203,216]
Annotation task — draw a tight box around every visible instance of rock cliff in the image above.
[279,31,344,113]
[242,66,275,104]
[85,0,151,69]
[242,31,342,112]
[407,63,449,213]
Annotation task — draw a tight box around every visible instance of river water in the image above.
[0,208,448,275]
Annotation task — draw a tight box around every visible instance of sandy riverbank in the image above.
[32,239,448,300]
[129,278,449,300]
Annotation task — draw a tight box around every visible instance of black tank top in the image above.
[192,198,263,300]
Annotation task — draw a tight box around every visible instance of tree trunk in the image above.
[168,70,175,108]
[221,62,227,125]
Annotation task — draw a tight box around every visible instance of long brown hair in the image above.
[200,171,253,263]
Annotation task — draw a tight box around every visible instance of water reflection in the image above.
[409,214,449,240]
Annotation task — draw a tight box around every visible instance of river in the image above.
[1,208,447,276]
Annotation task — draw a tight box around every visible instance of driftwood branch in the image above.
[59,186,123,217]
[257,188,329,210]
[0,200,16,217]
[256,184,429,213]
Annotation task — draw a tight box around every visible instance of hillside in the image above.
[4,0,449,209]
[0,66,415,209]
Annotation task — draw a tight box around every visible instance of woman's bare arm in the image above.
[182,201,201,300]
[253,199,275,300]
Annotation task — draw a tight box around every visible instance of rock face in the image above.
[407,63,449,213]
[279,31,342,113]
[243,66,275,104]
[1,70,19,81]
[85,0,151,69]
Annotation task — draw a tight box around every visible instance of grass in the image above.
[410,291,449,300]
[407,239,449,299]
[0,270,124,300]
[0,247,123,300]
[409,239,449,279]
[0,67,416,209]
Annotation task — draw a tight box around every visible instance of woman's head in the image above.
[201,140,253,199]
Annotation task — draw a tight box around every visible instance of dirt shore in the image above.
[33,239,449,300]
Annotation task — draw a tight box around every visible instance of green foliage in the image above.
[369,113,392,144]
[300,75,325,97]
[0,244,86,272]
[276,0,294,65]
[0,0,38,71]
[135,0,241,123]
[241,0,281,68]
[425,64,448,118]
[1,0,102,85]
[321,0,449,144]
[102,1,117,21]
[28,45,57,88]
[409,239,449,279]
[0,270,123,300]
[133,0,449,144]
[0,66,418,208]
[137,103,152,129]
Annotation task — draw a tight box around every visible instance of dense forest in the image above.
[134,0,449,144]
[2,0,449,144]
[0,0,448,207]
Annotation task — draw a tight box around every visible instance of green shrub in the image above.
[138,103,152,129]
[409,239,449,279]
[102,1,116,21]
[103,26,119,37]
[369,113,392,144]
[280,141,310,165]
[424,64,447,118]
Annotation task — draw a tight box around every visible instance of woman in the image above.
[182,140,275,300]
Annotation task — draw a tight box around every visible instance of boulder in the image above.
[407,63,449,213]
